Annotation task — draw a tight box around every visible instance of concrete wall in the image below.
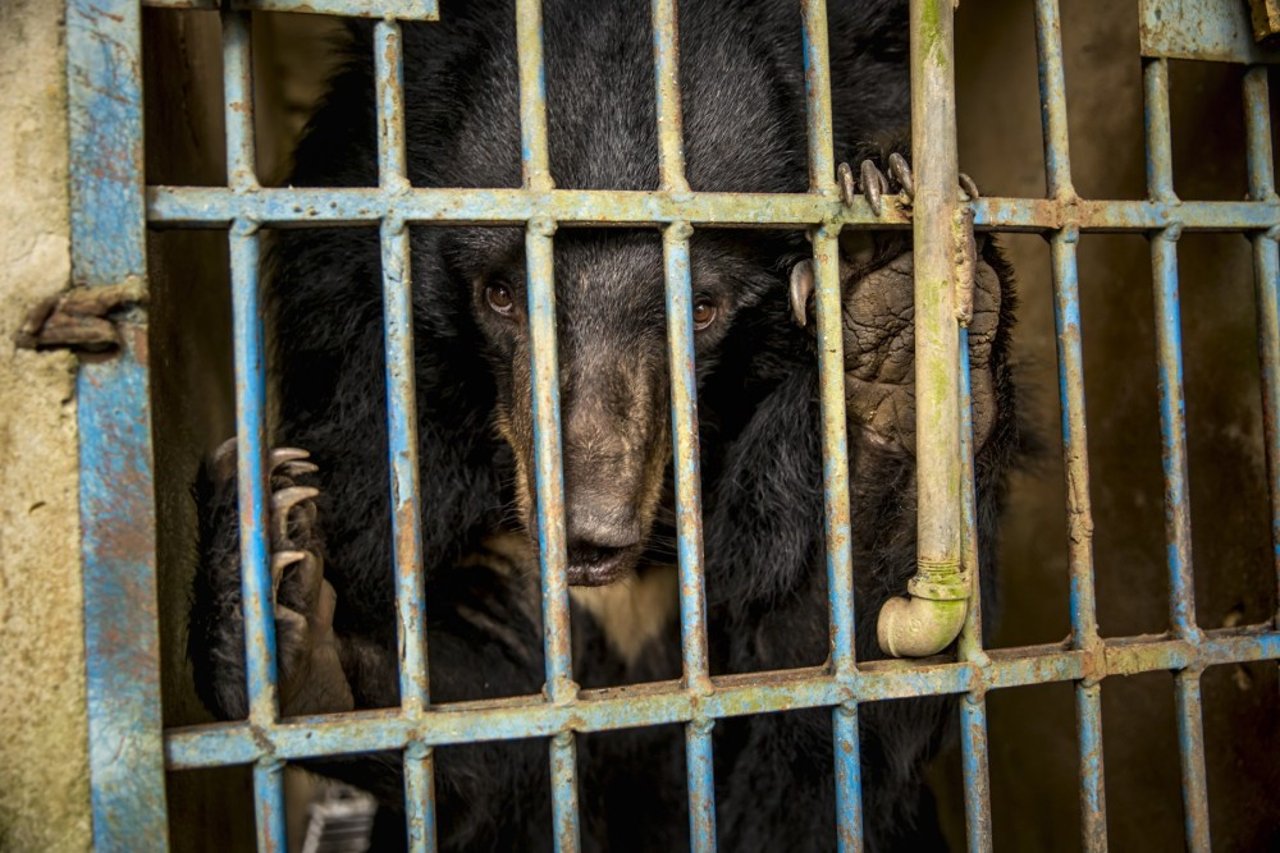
[0,2,92,851]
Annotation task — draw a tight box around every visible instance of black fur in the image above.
[187,1,1019,849]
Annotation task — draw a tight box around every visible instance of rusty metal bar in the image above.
[1243,67,1280,622]
[404,743,437,853]
[140,0,440,19]
[662,222,718,850]
[651,0,689,194]
[652,3,717,842]
[876,0,968,659]
[800,0,838,196]
[798,9,858,840]
[69,0,170,846]
[956,332,993,853]
[164,627,1280,768]
[1145,55,1212,853]
[812,223,862,852]
[1034,0,1076,199]
[146,184,1280,232]
[222,11,257,190]
[223,8,286,848]
[1049,227,1108,851]
[373,19,436,850]
[1174,670,1212,853]
[515,0,578,846]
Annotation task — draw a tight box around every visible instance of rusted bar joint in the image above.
[14,276,148,353]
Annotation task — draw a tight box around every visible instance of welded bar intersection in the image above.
[69,1,1280,852]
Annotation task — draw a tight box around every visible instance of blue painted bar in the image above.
[832,705,864,853]
[253,760,288,853]
[684,719,718,852]
[1139,0,1280,64]
[228,224,278,721]
[1033,0,1075,198]
[661,226,711,684]
[405,742,439,853]
[1049,228,1108,851]
[222,11,257,189]
[800,0,837,195]
[141,0,440,19]
[163,628,1280,768]
[550,733,581,853]
[68,0,170,847]
[662,224,718,850]
[1174,672,1211,853]
[810,223,862,850]
[959,697,993,853]
[1143,59,1176,203]
[650,0,690,194]
[956,332,993,853]
[1243,67,1280,621]
[516,0,554,192]
[146,184,1280,232]
[1076,684,1107,851]
[810,227,855,672]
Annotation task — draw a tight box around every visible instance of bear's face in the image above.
[443,224,784,586]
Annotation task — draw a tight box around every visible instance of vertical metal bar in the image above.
[230,223,286,852]
[550,732,582,853]
[662,223,717,849]
[375,18,436,851]
[516,0,554,193]
[1143,59,1175,203]
[224,12,285,849]
[404,743,438,853]
[253,760,287,853]
[908,0,964,612]
[1174,671,1212,853]
[1033,0,1075,199]
[222,10,257,189]
[684,720,718,852]
[800,0,837,195]
[651,0,689,194]
[832,703,864,853]
[1144,58,1197,638]
[515,2,577,847]
[956,333,992,853]
[815,222,861,852]
[1145,57,1210,853]
[651,4,716,843]
[1243,67,1280,621]
[68,1,169,845]
[801,4,859,845]
[524,219,573,701]
[1050,229,1108,851]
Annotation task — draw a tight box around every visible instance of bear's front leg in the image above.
[190,438,354,720]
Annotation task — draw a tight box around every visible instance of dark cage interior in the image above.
[105,0,1280,851]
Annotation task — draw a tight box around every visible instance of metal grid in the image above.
[65,0,1280,851]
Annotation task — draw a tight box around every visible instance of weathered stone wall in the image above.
[0,2,91,851]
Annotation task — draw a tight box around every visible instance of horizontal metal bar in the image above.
[1139,0,1280,64]
[139,0,439,21]
[164,628,1280,769]
[146,186,1280,232]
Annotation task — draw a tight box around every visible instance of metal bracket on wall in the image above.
[14,277,147,353]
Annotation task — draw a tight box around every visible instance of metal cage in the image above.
[68,0,1280,850]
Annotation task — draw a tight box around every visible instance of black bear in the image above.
[187,0,1020,849]
[704,225,1018,851]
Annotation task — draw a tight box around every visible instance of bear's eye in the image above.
[485,282,516,316]
[692,298,718,331]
